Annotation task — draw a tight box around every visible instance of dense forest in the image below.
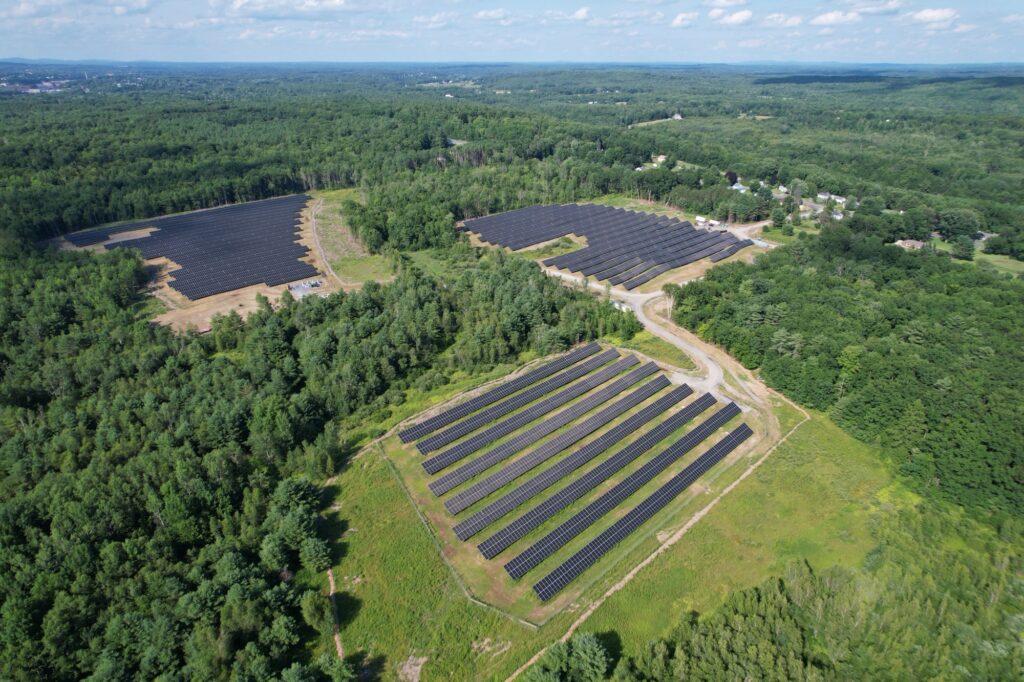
[1,62,1022,680]
[666,227,1024,514]
[0,239,637,679]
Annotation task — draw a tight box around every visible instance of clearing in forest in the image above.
[382,342,774,624]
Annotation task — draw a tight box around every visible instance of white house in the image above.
[732,183,749,193]
[695,216,707,224]
[894,239,926,250]
[672,113,683,120]
[833,196,847,205]
[708,219,722,228]
[778,185,789,194]
[817,192,831,201]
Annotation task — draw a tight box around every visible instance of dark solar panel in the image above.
[478,391,716,560]
[504,400,741,579]
[442,369,668,511]
[417,348,618,454]
[422,351,631,474]
[64,195,316,300]
[533,423,754,600]
[467,204,731,278]
[452,381,689,541]
[398,343,600,443]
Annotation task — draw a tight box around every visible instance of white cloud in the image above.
[708,8,724,19]
[671,11,698,28]
[738,38,764,48]
[413,12,454,30]
[843,0,902,15]
[763,13,802,28]
[474,9,509,21]
[589,10,664,28]
[717,9,752,26]
[906,8,959,31]
[952,23,976,33]
[1002,14,1024,25]
[704,0,746,7]
[909,8,957,24]
[809,11,861,26]
[542,7,590,23]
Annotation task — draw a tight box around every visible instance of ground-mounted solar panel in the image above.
[533,423,754,600]
[398,343,600,443]
[422,352,634,474]
[416,349,618,454]
[468,204,739,284]
[479,391,717,560]
[504,400,740,579]
[454,383,692,542]
[65,195,317,300]
[443,370,669,512]
[429,359,654,496]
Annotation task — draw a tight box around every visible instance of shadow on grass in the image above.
[595,630,623,671]
[345,651,386,681]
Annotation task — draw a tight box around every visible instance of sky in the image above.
[1,0,1023,63]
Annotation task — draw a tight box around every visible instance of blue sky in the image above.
[1,1,1022,63]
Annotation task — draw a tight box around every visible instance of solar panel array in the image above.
[398,343,756,603]
[533,424,754,601]
[64,195,317,300]
[463,204,751,289]
[399,343,600,443]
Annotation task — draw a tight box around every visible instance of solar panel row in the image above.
[453,383,692,542]
[417,348,619,454]
[441,369,668,511]
[64,195,316,300]
[422,352,634,475]
[504,400,741,579]
[709,239,754,263]
[466,204,740,287]
[533,423,754,600]
[398,343,600,443]
[479,392,717,561]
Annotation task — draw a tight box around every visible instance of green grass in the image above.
[605,330,696,371]
[929,239,1023,277]
[515,237,583,260]
[760,224,818,246]
[326,451,551,680]
[588,194,689,221]
[331,254,392,283]
[405,250,452,278]
[977,251,1024,276]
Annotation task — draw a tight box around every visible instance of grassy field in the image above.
[931,238,1024,277]
[588,193,690,221]
[758,224,819,246]
[325,340,896,680]
[328,394,891,679]
[309,188,397,287]
[605,330,696,371]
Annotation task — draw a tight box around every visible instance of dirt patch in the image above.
[472,638,512,657]
[399,655,428,682]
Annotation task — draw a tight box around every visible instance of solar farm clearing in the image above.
[382,341,772,622]
[59,194,332,331]
[463,204,753,291]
